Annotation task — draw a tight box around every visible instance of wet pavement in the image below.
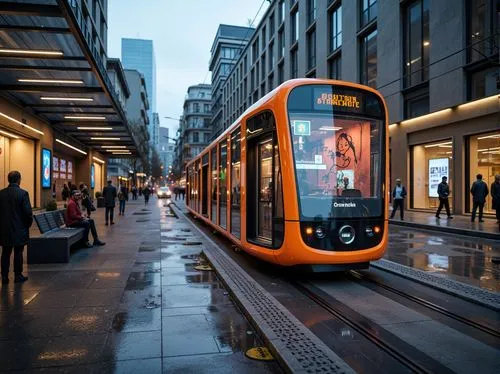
[385,226,500,292]
[389,210,500,239]
[0,198,281,373]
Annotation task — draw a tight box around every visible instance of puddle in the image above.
[139,245,157,252]
[136,219,150,222]
[133,212,152,215]
[183,242,203,246]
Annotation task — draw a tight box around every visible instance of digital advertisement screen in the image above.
[428,158,449,197]
[91,164,95,189]
[41,148,51,189]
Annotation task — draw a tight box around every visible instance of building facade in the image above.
[159,126,175,179]
[121,38,157,149]
[106,69,151,186]
[152,112,160,149]
[209,25,255,139]
[173,84,213,177]
[215,0,499,216]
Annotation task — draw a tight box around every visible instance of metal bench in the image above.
[27,210,85,264]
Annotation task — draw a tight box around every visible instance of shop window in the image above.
[467,131,500,214]
[411,140,454,210]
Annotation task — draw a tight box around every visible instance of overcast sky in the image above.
[107,0,268,136]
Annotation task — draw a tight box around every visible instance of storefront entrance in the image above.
[411,139,454,211]
[468,131,500,214]
[0,134,36,206]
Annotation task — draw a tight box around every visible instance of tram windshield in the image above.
[287,84,385,219]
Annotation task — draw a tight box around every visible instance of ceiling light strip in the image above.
[92,156,105,164]
[55,139,87,155]
[0,112,44,135]
[0,129,20,139]
[0,48,63,56]
[77,127,113,130]
[91,137,121,140]
[100,145,126,148]
[18,79,84,84]
[64,116,106,120]
[41,97,93,102]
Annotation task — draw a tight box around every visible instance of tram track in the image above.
[292,280,453,374]
[348,270,500,339]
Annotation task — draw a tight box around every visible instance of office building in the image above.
[159,126,175,178]
[215,0,499,216]
[122,38,157,148]
[209,25,255,138]
[173,84,213,177]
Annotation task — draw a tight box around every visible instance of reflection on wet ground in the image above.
[386,226,500,291]
[0,200,280,373]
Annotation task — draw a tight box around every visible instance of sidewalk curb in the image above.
[389,219,500,240]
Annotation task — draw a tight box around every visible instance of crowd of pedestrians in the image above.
[389,175,500,232]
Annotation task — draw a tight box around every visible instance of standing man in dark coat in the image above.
[491,175,500,231]
[435,176,453,219]
[470,174,489,223]
[102,180,117,226]
[0,171,33,284]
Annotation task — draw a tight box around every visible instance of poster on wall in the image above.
[91,164,95,189]
[68,161,73,174]
[53,157,59,171]
[60,159,66,173]
[41,148,51,189]
[429,158,449,197]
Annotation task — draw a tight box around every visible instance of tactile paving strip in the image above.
[372,259,500,311]
[171,205,354,374]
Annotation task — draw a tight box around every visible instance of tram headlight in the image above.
[305,227,313,235]
[374,226,381,234]
[315,226,326,239]
[365,226,374,237]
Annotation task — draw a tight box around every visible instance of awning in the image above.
[0,0,139,158]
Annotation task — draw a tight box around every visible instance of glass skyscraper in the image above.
[121,38,157,146]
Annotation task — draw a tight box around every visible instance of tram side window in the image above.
[231,129,241,238]
[211,147,218,224]
[274,139,284,247]
[219,141,228,229]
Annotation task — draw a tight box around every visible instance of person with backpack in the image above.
[470,174,489,223]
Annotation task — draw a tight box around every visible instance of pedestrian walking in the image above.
[102,180,117,225]
[470,174,489,223]
[390,178,407,220]
[62,183,70,206]
[143,185,151,204]
[139,186,143,196]
[174,185,179,200]
[118,183,128,215]
[0,171,33,284]
[65,190,105,248]
[435,176,453,219]
[180,186,186,200]
[490,175,500,230]
[131,185,138,200]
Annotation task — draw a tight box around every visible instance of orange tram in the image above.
[185,79,389,270]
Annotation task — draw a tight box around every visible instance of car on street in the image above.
[157,186,171,199]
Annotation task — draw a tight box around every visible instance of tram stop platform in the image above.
[389,210,500,240]
[0,197,281,373]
